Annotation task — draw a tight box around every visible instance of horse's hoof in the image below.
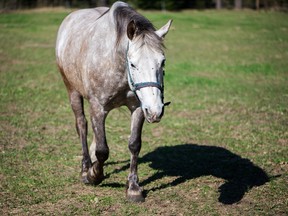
[87,175,104,185]
[80,167,104,185]
[126,189,145,202]
[80,171,91,184]
[86,167,104,185]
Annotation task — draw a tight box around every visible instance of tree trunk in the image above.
[256,0,260,10]
[216,0,222,9]
[235,0,242,9]
[264,0,268,11]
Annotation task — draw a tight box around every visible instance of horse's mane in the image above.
[113,4,164,51]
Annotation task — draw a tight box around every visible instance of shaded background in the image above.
[1,0,288,11]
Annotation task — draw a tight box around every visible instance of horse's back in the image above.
[56,2,130,101]
[56,7,108,61]
[56,7,111,96]
[56,2,128,60]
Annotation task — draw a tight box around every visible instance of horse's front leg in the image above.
[86,99,109,185]
[126,107,145,202]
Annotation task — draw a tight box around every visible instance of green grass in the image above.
[1,9,288,215]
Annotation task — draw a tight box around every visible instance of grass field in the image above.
[0,8,288,215]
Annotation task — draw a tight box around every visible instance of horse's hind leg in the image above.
[126,107,145,202]
[86,99,109,185]
[69,90,91,183]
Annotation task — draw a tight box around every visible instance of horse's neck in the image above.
[114,38,129,67]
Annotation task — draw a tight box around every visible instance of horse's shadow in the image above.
[105,144,270,204]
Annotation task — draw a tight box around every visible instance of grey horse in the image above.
[56,1,172,202]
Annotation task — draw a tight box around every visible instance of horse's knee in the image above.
[129,138,141,155]
[77,115,87,128]
[95,147,109,163]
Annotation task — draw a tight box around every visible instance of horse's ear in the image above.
[155,19,173,38]
[127,20,136,41]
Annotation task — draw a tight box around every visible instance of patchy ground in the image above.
[1,9,288,215]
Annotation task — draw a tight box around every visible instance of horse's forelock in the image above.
[113,5,164,52]
[135,32,165,53]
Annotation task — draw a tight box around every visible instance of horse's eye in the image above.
[130,63,136,68]
[161,60,166,68]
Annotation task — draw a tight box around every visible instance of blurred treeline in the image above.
[1,0,288,11]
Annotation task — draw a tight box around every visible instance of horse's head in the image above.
[126,19,172,123]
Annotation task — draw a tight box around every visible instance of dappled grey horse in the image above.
[56,1,172,201]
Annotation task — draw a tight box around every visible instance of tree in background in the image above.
[234,0,242,9]
[216,0,222,9]
[136,0,186,11]
[1,0,288,10]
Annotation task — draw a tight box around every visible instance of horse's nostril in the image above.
[142,106,163,123]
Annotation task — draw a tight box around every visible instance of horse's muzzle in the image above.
[143,104,164,123]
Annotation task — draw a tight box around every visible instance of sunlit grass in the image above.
[0,9,287,215]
